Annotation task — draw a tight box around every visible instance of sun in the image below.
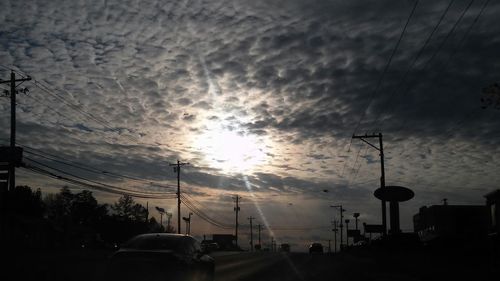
[193,129,267,174]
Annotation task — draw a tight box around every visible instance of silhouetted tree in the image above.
[112,195,147,222]
[44,186,74,223]
[70,190,107,226]
[6,185,45,216]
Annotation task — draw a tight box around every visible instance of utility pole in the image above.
[328,239,331,254]
[352,133,387,236]
[233,195,241,247]
[248,216,255,251]
[332,220,338,253]
[257,224,262,248]
[345,219,350,247]
[170,160,189,234]
[0,71,31,191]
[331,205,344,250]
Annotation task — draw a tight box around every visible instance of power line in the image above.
[180,194,233,229]
[342,1,419,180]
[20,144,176,189]
[23,157,175,197]
[352,0,420,134]
[384,0,476,133]
[22,165,177,199]
[369,0,456,129]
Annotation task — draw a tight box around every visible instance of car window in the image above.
[122,235,182,252]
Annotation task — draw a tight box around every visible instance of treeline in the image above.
[0,186,174,250]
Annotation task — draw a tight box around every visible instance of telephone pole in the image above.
[248,216,255,251]
[332,219,338,253]
[257,224,262,248]
[331,205,344,250]
[0,71,31,191]
[170,160,189,234]
[352,133,387,236]
[233,195,241,247]
[345,219,350,247]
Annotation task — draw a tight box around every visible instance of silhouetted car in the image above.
[309,242,324,254]
[280,243,291,252]
[106,233,214,281]
[201,241,219,253]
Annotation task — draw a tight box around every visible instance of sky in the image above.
[1,0,499,251]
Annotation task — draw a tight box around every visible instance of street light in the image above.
[331,205,345,250]
[156,206,165,231]
[353,213,360,230]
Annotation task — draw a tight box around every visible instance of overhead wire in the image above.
[20,144,177,189]
[22,165,177,199]
[384,0,476,133]
[23,157,176,198]
[341,0,419,181]
[369,0,456,129]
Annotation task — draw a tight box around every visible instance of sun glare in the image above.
[194,129,267,174]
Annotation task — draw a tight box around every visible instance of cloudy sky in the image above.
[1,0,499,251]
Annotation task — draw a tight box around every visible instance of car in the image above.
[106,233,215,281]
[280,243,291,252]
[201,241,219,253]
[309,242,324,254]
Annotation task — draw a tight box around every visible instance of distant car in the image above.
[280,243,291,252]
[309,242,324,254]
[107,233,214,281]
[201,241,219,253]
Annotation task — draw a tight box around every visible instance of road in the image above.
[214,252,339,281]
[212,250,497,281]
[4,248,496,281]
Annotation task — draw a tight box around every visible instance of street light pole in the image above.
[331,205,345,250]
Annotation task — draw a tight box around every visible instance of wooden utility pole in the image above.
[257,224,262,247]
[0,71,31,191]
[233,195,241,247]
[248,216,255,251]
[170,160,189,234]
[352,133,387,236]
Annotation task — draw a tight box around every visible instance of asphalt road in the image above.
[5,248,498,281]
[214,252,337,281]
[212,250,498,281]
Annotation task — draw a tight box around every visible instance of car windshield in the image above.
[122,235,183,252]
[3,0,499,280]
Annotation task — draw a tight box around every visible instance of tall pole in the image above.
[352,133,387,236]
[331,205,344,250]
[177,161,181,234]
[258,224,261,247]
[345,219,350,247]
[233,195,241,247]
[170,160,189,234]
[378,133,387,236]
[248,216,254,251]
[0,71,31,191]
[332,220,338,253]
